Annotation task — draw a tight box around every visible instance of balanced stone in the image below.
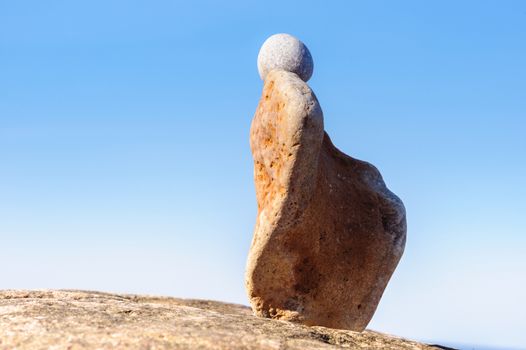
[257,33,314,82]
[245,63,406,329]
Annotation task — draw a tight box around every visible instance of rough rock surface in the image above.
[257,33,314,82]
[246,70,407,331]
[0,290,451,350]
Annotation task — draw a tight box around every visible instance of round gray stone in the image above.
[257,33,314,82]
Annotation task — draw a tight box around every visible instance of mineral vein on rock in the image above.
[245,35,407,331]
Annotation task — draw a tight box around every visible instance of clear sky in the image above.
[1,1,525,349]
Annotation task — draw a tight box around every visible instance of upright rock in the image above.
[245,34,407,331]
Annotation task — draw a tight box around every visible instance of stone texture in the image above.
[246,70,407,331]
[257,33,314,82]
[0,290,452,350]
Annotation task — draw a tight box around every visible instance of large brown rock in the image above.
[246,70,407,331]
[0,290,450,349]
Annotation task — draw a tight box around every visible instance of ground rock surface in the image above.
[0,290,451,350]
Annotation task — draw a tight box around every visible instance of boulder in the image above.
[245,69,406,331]
[0,290,449,349]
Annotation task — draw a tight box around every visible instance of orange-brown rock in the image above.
[245,70,407,331]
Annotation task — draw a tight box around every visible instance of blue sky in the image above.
[1,1,525,349]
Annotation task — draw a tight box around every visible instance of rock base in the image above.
[0,290,452,349]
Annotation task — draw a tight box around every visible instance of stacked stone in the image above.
[246,34,407,331]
